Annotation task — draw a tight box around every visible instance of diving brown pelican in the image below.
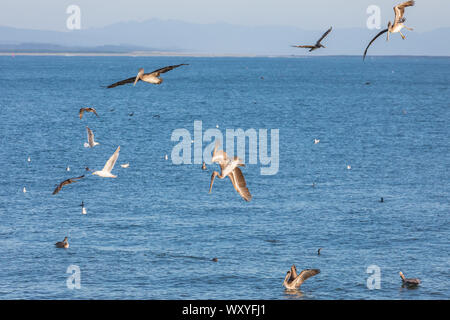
[209,141,252,202]
[363,1,415,60]
[55,237,69,249]
[292,27,332,52]
[92,146,120,178]
[84,126,99,148]
[52,175,85,195]
[283,265,320,290]
[399,271,421,286]
[107,64,189,88]
[79,107,98,119]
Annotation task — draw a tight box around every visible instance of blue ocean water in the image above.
[0,56,448,300]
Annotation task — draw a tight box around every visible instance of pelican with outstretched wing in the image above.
[107,64,189,88]
[363,1,415,60]
[209,141,252,202]
[283,265,320,290]
[292,27,332,52]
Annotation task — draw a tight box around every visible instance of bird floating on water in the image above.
[80,201,87,215]
[202,162,207,170]
[318,248,322,255]
[363,1,415,60]
[55,237,69,249]
[121,163,130,168]
[347,165,352,170]
[165,154,169,161]
[79,107,98,119]
[52,175,85,195]
[107,64,189,88]
[92,146,120,178]
[23,187,27,193]
[84,126,100,148]
[66,166,70,172]
[314,139,320,144]
[292,27,332,52]
[399,271,421,287]
[209,140,252,202]
[283,265,320,290]
[27,156,31,162]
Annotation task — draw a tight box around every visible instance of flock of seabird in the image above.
[38,0,422,292]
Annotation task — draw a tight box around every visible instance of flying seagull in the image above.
[84,126,99,148]
[107,64,189,88]
[399,271,421,287]
[55,237,69,249]
[92,146,120,178]
[283,265,320,290]
[52,175,85,195]
[209,141,252,202]
[363,1,415,60]
[292,27,332,52]
[79,107,98,119]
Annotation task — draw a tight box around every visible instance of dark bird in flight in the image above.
[283,265,320,290]
[292,27,332,52]
[79,107,98,119]
[107,64,189,88]
[52,175,85,195]
[399,271,421,287]
[363,1,415,60]
[55,237,69,248]
[209,141,252,202]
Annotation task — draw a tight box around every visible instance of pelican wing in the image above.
[363,28,388,60]
[107,76,136,88]
[52,175,84,195]
[228,167,252,202]
[292,45,316,49]
[148,64,189,77]
[211,140,229,170]
[86,126,94,147]
[102,146,120,173]
[79,108,85,119]
[316,27,332,45]
[296,269,320,284]
[87,108,98,117]
[394,1,415,23]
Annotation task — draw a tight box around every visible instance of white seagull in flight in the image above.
[92,146,121,178]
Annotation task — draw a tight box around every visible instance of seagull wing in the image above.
[102,146,120,173]
[86,126,95,147]
[394,1,415,23]
[228,167,252,202]
[148,64,189,77]
[107,76,136,88]
[316,26,332,45]
[363,28,388,60]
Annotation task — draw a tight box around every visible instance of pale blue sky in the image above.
[1,0,448,32]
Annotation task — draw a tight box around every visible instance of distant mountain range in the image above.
[0,19,449,56]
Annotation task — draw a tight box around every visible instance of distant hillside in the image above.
[0,19,449,56]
